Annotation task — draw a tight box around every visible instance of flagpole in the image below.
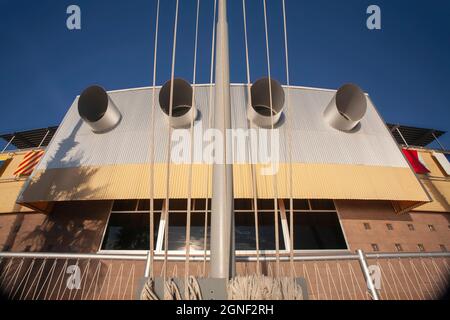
[210,0,235,279]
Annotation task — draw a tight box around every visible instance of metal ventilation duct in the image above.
[248,78,285,128]
[323,84,367,132]
[159,78,197,128]
[78,86,122,133]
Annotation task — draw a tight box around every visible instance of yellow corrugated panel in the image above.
[20,163,429,207]
[405,150,450,213]
[413,179,450,212]
[0,154,11,161]
[419,151,447,178]
[0,151,29,179]
[0,180,34,213]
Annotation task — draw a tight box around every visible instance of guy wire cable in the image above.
[203,0,217,277]
[163,0,180,282]
[263,0,281,277]
[242,0,261,276]
[185,0,201,298]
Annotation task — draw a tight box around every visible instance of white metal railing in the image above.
[0,251,449,300]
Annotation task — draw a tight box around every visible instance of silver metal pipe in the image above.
[366,252,450,259]
[357,249,380,300]
[78,85,122,133]
[247,77,285,128]
[159,78,197,128]
[1,251,447,262]
[210,0,235,280]
[0,252,149,261]
[323,84,367,132]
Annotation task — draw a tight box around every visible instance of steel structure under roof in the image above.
[0,127,58,150]
[387,124,446,148]
[0,123,444,151]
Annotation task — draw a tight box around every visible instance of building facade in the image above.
[0,84,449,300]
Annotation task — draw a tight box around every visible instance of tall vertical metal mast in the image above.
[210,0,235,279]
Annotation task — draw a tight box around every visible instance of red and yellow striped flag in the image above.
[13,150,45,176]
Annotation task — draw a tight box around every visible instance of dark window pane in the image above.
[235,199,253,211]
[101,213,160,250]
[291,212,346,250]
[137,199,163,211]
[258,213,285,250]
[112,200,138,211]
[234,213,255,250]
[235,213,285,250]
[309,200,335,211]
[194,199,211,211]
[169,199,187,211]
[164,213,209,251]
[293,199,309,210]
[284,199,309,210]
[257,199,275,210]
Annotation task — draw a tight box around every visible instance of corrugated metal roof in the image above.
[0,127,58,150]
[387,124,446,147]
[36,85,409,171]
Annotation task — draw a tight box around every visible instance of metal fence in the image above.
[0,251,449,300]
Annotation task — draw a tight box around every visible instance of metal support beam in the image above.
[396,127,409,147]
[1,135,15,153]
[357,249,380,300]
[37,129,50,148]
[210,0,235,279]
[432,132,446,151]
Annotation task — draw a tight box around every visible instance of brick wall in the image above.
[0,200,112,253]
[336,200,450,253]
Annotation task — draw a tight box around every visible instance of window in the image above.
[309,199,335,211]
[428,224,436,232]
[371,244,379,252]
[417,244,425,252]
[288,212,347,250]
[363,223,371,230]
[102,198,347,253]
[439,245,447,252]
[112,199,163,212]
[407,224,415,231]
[235,212,284,251]
[283,199,309,210]
[101,212,161,250]
[386,223,394,231]
[163,212,210,251]
[395,244,403,252]
[239,198,345,251]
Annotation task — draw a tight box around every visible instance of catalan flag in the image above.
[13,150,45,176]
[402,149,430,175]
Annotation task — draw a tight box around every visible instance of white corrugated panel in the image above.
[432,152,450,175]
[37,84,409,171]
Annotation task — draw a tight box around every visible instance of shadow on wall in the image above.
[4,119,112,253]
[20,201,111,253]
[20,119,105,202]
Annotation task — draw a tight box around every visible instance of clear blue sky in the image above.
[0,0,449,148]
